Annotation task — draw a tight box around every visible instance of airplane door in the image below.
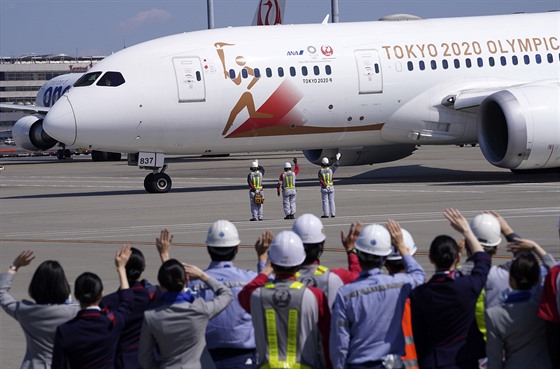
[354,50,383,94]
[173,57,206,102]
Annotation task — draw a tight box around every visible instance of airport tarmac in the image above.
[0,145,559,367]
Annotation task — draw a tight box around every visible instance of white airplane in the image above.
[2,0,286,163]
[43,11,560,193]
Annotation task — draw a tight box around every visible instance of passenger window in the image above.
[96,71,125,87]
[407,61,413,71]
[431,60,437,70]
[254,68,261,78]
[325,65,332,75]
[278,67,284,77]
[374,64,379,73]
[547,53,553,63]
[477,57,483,67]
[535,54,542,64]
[302,66,308,76]
[74,72,102,87]
[241,69,249,78]
[488,57,495,67]
[442,60,449,69]
[523,55,530,65]
[229,69,236,79]
[453,59,460,69]
[266,68,272,78]
[512,55,518,65]
[313,66,320,75]
[500,56,507,66]
[290,66,296,77]
[196,71,202,81]
[465,58,472,68]
[419,61,425,70]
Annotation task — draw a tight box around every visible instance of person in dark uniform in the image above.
[51,245,134,369]
[102,247,162,369]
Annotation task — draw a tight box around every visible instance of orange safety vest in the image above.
[401,298,419,369]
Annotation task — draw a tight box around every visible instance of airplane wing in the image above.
[0,103,48,114]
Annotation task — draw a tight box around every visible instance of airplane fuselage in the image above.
[45,12,559,170]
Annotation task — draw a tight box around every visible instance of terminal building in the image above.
[0,54,104,139]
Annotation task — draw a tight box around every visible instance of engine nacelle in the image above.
[303,144,416,166]
[477,84,560,170]
[12,115,58,151]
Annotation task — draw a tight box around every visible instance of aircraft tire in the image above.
[152,173,172,193]
[144,173,156,193]
[56,149,64,160]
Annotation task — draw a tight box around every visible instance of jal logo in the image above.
[321,45,334,56]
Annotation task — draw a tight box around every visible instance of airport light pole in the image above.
[331,0,339,23]
[207,0,215,29]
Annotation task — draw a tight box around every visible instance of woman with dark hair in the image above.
[485,239,555,369]
[51,245,134,369]
[410,208,491,369]
[0,250,79,369]
[138,259,233,369]
[102,247,162,369]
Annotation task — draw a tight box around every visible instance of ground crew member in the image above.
[238,230,331,369]
[318,153,341,218]
[384,228,419,369]
[330,221,425,369]
[276,158,300,219]
[157,223,261,369]
[248,161,264,221]
[292,213,361,308]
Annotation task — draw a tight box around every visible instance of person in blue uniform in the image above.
[102,247,162,369]
[51,245,134,369]
[157,223,263,368]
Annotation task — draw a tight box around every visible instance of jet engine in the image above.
[303,144,417,166]
[477,84,560,170]
[12,115,57,151]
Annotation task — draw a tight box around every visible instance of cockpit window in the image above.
[74,72,102,87]
[96,71,125,87]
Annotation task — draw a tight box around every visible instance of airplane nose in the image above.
[43,96,77,145]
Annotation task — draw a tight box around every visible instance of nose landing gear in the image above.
[129,152,172,193]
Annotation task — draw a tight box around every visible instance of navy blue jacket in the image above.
[102,280,162,369]
[410,252,491,369]
[52,289,134,369]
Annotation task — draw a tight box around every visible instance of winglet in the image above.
[322,14,330,24]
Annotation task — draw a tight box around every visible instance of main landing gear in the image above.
[129,152,172,193]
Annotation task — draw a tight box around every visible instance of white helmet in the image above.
[321,157,329,165]
[268,231,306,267]
[470,213,501,247]
[251,161,258,168]
[292,213,326,244]
[284,162,292,169]
[206,220,240,247]
[355,224,392,256]
[387,228,417,260]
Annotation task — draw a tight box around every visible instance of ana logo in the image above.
[321,45,334,56]
[286,50,304,56]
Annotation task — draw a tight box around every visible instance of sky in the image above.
[1,0,558,57]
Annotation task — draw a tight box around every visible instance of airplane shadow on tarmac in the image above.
[4,164,559,200]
